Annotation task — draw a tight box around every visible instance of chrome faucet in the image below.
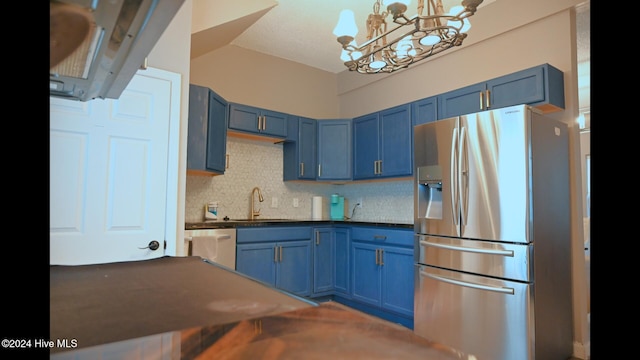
[250,187,264,220]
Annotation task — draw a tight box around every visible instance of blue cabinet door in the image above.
[351,242,381,307]
[317,120,352,180]
[228,103,261,133]
[206,90,228,172]
[379,104,412,178]
[283,116,317,181]
[411,96,438,127]
[313,228,334,295]
[298,117,317,179]
[236,242,277,286]
[352,113,379,179]
[187,84,228,174]
[277,240,312,296]
[438,82,487,119]
[487,63,564,112]
[334,227,350,297]
[380,246,414,317]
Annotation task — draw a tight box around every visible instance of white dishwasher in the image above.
[184,228,236,270]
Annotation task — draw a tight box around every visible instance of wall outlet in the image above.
[271,197,278,208]
[293,198,299,208]
[357,198,363,208]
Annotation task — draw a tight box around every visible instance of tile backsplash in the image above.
[185,137,414,224]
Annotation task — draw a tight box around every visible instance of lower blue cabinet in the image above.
[312,226,351,297]
[350,227,414,318]
[236,227,312,297]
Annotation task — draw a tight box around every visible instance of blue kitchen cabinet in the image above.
[236,227,312,297]
[228,103,288,138]
[283,116,317,181]
[350,227,414,319]
[353,104,412,180]
[411,96,438,127]
[312,227,334,296]
[333,226,350,297]
[312,226,351,298]
[187,84,228,175]
[317,119,352,181]
[438,63,565,119]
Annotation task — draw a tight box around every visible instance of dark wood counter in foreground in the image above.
[52,302,473,359]
[50,256,472,359]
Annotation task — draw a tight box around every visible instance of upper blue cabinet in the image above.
[283,116,317,181]
[228,103,288,138]
[438,63,565,119]
[187,84,228,175]
[411,96,438,127]
[317,119,352,181]
[353,104,413,180]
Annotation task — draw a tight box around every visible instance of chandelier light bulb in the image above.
[383,0,411,6]
[333,9,358,37]
[420,33,441,46]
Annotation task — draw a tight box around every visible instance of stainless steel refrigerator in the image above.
[413,104,573,360]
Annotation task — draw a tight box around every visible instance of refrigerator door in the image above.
[414,117,460,237]
[414,265,534,360]
[459,105,531,243]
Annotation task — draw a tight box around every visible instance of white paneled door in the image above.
[50,68,179,265]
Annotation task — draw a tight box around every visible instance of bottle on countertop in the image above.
[205,202,218,221]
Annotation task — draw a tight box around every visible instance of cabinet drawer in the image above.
[350,227,413,247]
[237,226,311,243]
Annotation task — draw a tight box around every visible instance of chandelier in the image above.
[333,0,483,74]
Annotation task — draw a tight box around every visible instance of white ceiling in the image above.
[196,0,589,75]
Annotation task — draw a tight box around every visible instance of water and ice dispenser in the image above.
[416,165,443,221]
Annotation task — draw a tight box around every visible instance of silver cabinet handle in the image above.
[315,230,319,245]
[375,249,379,265]
[318,164,321,177]
[373,235,387,240]
[300,162,304,176]
[479,91,484,110]
[274,246,278,262]
[485,89,491,108]
[379,249,384,265]
[279,246,283,262]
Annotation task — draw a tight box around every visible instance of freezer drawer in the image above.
[415,235,532,282]
[414,265,533,360]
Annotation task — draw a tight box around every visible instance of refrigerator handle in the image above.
[420,269,514,295]
[459,125,468,227]
[451,127,459,226]
[419,240,514,257]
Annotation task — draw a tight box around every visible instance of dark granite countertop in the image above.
[185,219,413,230]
